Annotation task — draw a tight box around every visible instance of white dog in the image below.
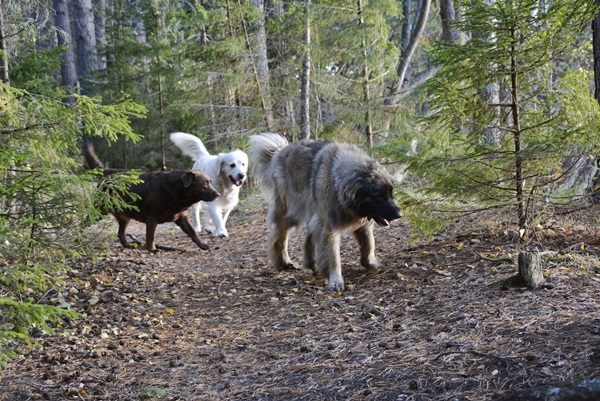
[170,132,248,237]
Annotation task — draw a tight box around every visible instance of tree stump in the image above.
[516,251,544,289]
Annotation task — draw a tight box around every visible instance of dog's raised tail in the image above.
[82,140,105,169]
[170,132,210,162]
[248,133,288,187]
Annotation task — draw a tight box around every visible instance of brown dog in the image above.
[82,141,220,252]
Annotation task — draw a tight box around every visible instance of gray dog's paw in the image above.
[363,262,380,271]
[277,261,299,270]
[326,281,345,292]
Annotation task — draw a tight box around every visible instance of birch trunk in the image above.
[73,0,99,94]
[250,0,274,130]
[299,0,311,140]
[0,0,9,85]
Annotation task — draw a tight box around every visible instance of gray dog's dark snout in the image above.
[393,208,403,219]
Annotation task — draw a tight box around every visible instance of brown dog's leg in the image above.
[117,216,131,248]
[175,216,210,250]
[145,219,158,252]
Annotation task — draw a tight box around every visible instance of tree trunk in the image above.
[440,0,459,42]
[0,0,9,85]
[401,0,412,62]
[203,0,212,44]
[379,0,433,140]
[299,0,311,140]
[156,57,166,171]
[53,0,78,100]
[556,154,598,198]
[72,0,99,94]
[94,0,107,70]
[386,0,431,105]
[473,0,500,146]
[590,0,600,195]
[286,98,297,138]
[150,3,166,171]
[250,0,274,131]
[517,251,544,289]
[357,0,372,147]
[592,0,600,101]
[266,0,284,17]
[509,27,526,236]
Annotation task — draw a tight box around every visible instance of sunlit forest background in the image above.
[1,0,600,364]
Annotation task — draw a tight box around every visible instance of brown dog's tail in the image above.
[82,140,104,169]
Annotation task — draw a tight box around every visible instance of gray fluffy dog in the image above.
[248,133,402,291]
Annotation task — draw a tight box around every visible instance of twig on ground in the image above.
[475,252,513,263]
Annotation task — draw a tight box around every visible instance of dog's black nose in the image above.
[386,206,402,221]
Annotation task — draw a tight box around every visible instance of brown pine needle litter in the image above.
[1,196,599,400]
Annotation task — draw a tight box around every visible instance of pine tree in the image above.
[401,0,600,238]
[0,8,146,363]
[308,0,401,143]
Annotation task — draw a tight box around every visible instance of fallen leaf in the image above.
[142,387,167,397]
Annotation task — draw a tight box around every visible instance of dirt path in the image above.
[1,196,599,400]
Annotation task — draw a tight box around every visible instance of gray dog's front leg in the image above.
[354,224,379,270]
[322,231,344,292]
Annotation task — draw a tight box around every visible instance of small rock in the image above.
[100,291,116,303]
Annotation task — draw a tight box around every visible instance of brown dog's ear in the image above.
[182,172,196,188]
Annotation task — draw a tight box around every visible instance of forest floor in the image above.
[1,194,599,401]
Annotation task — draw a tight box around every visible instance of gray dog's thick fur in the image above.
[248,133,402,291]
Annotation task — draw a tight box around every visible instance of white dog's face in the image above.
[221,150,249,187]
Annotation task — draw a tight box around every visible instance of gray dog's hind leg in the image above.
[303,232,316,272]
[267,200,296,269]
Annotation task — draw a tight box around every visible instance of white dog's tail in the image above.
[248,133,288,192]
[170,132,210,162]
